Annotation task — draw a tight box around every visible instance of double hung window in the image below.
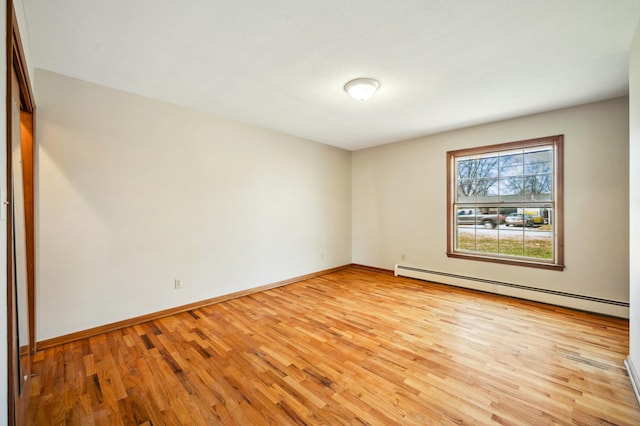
[446,135,564,270]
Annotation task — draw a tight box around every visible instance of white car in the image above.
[505,213,533,227]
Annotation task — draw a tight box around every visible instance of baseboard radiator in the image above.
[394,265,629,318]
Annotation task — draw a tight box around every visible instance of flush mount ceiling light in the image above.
[344,77,380,101]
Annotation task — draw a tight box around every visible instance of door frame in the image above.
[6,0,36,424]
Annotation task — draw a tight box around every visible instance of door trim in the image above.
[6,1,35,424]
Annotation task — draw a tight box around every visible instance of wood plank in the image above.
[28,267,640,424]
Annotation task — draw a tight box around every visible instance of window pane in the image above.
[524,149,553,201]
[525,229,553,259]
[524,174,552,202]
[545,207,554,226]
[476,178,498,203]
[456,230,476,252]
[477,227,499,254]
[499,206,518,218]
[475,154,499,178]
[499,151,523,177]
[499,177,524,202]
[457,179,476,203]
[526,203,553,259]
[500,225,524,257]
[457,157,477,181]
[524,148,552,174]
[456,207,478,227]
[455,208,476,251]
[522,206,546,225]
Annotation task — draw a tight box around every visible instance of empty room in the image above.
[4,0,640,425]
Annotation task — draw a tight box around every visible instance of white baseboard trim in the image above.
[626,356,640,407]
[394,264,629,318]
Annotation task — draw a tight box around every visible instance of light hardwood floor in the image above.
[28,267,640,425]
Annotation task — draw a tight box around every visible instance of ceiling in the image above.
[19,0,640,151]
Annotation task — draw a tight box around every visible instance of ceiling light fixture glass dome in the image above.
[344,77,380,101]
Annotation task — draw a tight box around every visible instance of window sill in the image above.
[446,251,565,271]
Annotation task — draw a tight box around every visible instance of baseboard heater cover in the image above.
[395,265,629,318]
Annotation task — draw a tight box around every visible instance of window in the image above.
[447,135,564,270]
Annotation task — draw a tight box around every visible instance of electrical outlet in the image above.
[401,254,406,261]
[174,279,182,289]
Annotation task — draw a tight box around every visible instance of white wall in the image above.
[36,69,352,340]
[13,0,33,81]
[353,97,630,305]
[628,19,640,396]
